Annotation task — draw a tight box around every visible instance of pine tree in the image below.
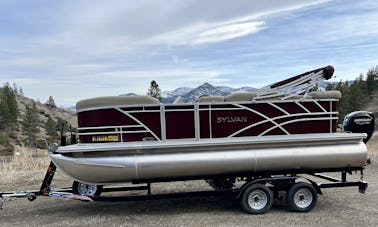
[45,115,58,144]
[0,83,19,131]
[366,67,378,95]
[56,118,69,132]
[22,103,40,147]
[325,82,335,90]
[147,80,161,100]
[46,96,57,108]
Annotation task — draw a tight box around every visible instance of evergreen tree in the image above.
[366,67,378,95]
[56,118,69,132]
[331,69,375,120]
[22,103,40,147]
[45,115,58,144]
[337,81,351,119]
[12,82,18,95]
[147,80,161,100]
[0,83,19,131]
[325,82,335,90]
[46,96,57,108]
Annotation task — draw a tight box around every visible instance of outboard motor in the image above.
[343,111,375,143]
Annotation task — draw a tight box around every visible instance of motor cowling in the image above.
[343,111,375,143]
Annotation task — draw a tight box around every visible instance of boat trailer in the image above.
[0,159,368,213]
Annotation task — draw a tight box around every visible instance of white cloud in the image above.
[192,21,266,45]
[6,0,377,107]
[171,55,189,65]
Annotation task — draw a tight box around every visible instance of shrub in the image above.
[36,139,47,149]
[0,132,9,146]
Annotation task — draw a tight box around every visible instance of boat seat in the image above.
[197,96,224,103]
[308,90,342,100]
[76,96,160,111]
[224,92,257,102]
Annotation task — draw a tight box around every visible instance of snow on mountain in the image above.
[215,86,237,94]
[235,86,258,92]
[181,82,229,103]
[162,87,192,98]
[161,83,258,103]
[161,87,192,103]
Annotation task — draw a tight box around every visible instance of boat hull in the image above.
[49,134,368,184]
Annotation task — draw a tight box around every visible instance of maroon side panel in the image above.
[301,102,324,112]
[244,103,284,118]
[276,102,305,114]
[236,122,277,137]
[131,112,162,139]
[78,100,339,143]
[78,108,162,143]
[78,109,135,127]
[211,108,260,138]
[284,120,331,134]
[165,111,195,139]
[199,110,210,138]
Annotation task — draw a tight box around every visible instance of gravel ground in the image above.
[1,135,377,227]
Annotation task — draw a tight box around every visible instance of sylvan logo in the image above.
[217,116,248,123]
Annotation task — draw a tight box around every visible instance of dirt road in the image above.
[1,135,377,227]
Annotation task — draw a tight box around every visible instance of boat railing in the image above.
[78,125,150,142]
[77,98,339,143]
[76,66,337,143]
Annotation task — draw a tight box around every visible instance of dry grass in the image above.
[0,147,56,191]
[367,132,378,158]
[0,147,50,171]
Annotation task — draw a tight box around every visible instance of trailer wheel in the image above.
[240,183,273,214]
[72,181,103,196]
[27,193,37,201]
[286,182,317,212]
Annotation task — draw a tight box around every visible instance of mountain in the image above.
[161,87,193,103]
[180,83,228,103]
[215,86,237,94]
[161,83,258,103]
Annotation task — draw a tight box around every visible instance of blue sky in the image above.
[1,0,378,106]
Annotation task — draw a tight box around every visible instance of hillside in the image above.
[16,95,77,129]
[15,94,77,144]
[364,89,378,130]
[364,90,378,113]
[0,92,77,154]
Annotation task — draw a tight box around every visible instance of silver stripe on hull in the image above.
[49,135,368,184]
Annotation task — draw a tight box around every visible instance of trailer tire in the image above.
[27,193,37,201]
[286,182,317,212]
[72,181,103,196]
[240,183,273,214]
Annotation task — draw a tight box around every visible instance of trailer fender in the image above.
[302,178,322,195]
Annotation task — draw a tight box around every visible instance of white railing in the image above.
[78,99,337,143]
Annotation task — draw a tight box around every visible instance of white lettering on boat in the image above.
[216,117,248,123]
[354,118,372,125]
